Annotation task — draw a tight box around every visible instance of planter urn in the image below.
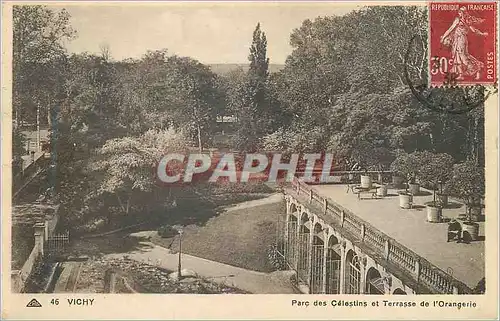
[377,184,388,197]
[399,193,413,209]
[426,204,442,223]
[360,175,372,189]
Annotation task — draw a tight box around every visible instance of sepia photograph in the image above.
[2,1,498,319]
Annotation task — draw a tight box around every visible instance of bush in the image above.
[158,225,179,238]
[267,242,286,271]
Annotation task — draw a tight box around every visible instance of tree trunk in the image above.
[107,211,113,226]
[126,196,131,215]
[197,123,203,153]
[116,194,126,213]
[47,104,52,129]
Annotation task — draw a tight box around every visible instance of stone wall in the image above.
[11,210,59,293]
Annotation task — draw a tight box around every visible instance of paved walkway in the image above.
[221,193,283,212]
[105,242,297,294]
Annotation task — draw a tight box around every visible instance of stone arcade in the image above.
[276,178,481,295]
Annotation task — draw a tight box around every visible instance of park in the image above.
[10,4,487,295]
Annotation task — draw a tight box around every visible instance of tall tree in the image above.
[248,23,269,80]
[13,5,76,127]
[232,23,273,151]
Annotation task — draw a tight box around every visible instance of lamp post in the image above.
[173,225,183,279]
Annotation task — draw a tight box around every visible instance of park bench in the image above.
[347,185,380,200]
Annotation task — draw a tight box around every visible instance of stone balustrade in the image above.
[290,177,471,294]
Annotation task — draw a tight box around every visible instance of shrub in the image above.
[157,225,179,238]
[446,160,485,221]
[267,242,286,271]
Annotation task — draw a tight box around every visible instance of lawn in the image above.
[151,199,285,273]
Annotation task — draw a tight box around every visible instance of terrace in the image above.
[309,182,485,291]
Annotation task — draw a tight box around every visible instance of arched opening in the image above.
[297,213,310,284]
[345,250,361,294]
[365,267,384,295]
[325,235,341,294]
[310,223,324,294]
[393,288,407,295]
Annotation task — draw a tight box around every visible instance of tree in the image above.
[390,151,423,187]
[90,129,189,224]
[446,160,485,222]
[13,5,76,127]
[416,151,454,202]
[248,23,269,80]
[231,23,273,151]
[119,51,221,151]
[165,56,222,152]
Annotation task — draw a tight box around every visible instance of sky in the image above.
[52,3,361,64]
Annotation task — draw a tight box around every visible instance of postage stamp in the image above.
[429,2,497,86]
[1,1,499,320]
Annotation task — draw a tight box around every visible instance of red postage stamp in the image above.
[429,2,497,86]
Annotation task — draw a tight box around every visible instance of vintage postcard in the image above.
[1,1,498,320]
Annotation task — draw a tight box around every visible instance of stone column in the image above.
[359,255,367,294]
[384,239,390,261]
[284,212,289,262]
[339,241,346,294]
[295,214,301,270]
[307,218,314,293]
[322,231,328,294]
[413,260,421,294]
[34,223,45,256]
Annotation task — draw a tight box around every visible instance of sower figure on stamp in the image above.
[440,6,489,80]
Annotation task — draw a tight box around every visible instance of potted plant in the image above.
[417,151,454,222]
[360,169,372,189]
[446,160,485,241]
[357,146,394,190]
[377,183,388,197]
[390,151,421,208]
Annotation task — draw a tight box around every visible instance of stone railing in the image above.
[11,209,60,293]
[11,223,45,293]
[290,177,472,294]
